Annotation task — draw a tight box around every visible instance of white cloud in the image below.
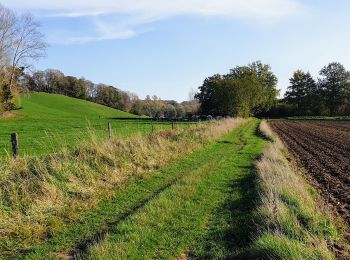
[3,0,302,18]
[2,0,303,43]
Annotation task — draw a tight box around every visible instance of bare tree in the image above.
[0,5,15,79]
[0,4,47,109]
[8,13,47,90]
[188,87,198,101]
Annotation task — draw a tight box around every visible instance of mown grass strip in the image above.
[81,120,266,259]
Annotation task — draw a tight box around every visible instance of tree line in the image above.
[17,68,199,118]
[274,62,350,117]
[195,61,350,118]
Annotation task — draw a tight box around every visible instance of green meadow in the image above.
[0,92,183,158]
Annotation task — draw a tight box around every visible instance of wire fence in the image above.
[0,119,197,159]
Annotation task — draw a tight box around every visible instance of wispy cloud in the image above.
[2,0,304,44]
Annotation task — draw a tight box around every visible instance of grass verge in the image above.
[0,118,246,258]
[244,120,350,259]
[78,119,266,259]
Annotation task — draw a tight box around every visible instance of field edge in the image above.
[245,120,349,259]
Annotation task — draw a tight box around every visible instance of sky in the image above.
[2,0,350,101]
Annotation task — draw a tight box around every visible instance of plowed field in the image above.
[269,120,350,225]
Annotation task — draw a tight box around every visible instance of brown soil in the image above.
[269,120,350,226]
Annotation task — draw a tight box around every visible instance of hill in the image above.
[0,92,140,158]
[14,92,135,119]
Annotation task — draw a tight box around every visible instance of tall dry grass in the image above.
[249,120,348,259]
[0,118,246,255]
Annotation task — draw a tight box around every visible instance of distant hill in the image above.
[14,92,137,119]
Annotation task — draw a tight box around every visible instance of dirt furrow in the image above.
[270,120,350,225]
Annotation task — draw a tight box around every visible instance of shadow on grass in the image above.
[255,123,273,142]
[190,168,260,259]
[217,140,234,144]
[190,124,264,259]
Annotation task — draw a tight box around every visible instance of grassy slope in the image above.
[77,120,266,259]
[0,92,171,158]
[15,92,134,119]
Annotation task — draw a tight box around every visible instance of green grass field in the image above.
[0,92,183,158]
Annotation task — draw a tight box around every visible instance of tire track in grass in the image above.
[81,120,266,259]
[23,121,251,260]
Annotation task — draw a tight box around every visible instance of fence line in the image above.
[1,120,197,158]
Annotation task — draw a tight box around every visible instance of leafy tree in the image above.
[195,74,223,115]
[285,70,317,115]
[318,62,350,116]
[164,104,177,118]
[249,61,279,113]
[94,84,123,110]
[226,61,279,113]
[45,69,65,94]
[196,62,278,117]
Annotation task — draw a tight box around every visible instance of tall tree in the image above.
[226,61,279,113]
[285,70,317,115]
[249,61,279,113]
[0,4,46,110]
[196,62,278,117]
[195,74,223,115]
[319,62,350,116]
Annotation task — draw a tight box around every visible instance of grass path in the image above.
[22,119,265,259]
[83,119,266,259]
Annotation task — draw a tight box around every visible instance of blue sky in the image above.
[2,0,350,101]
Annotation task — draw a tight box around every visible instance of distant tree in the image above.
[249,61,279,113]
[226,61,279,113]
[130,99,142,115]
[196,73,264,117]
[285,70,317,115]
[180,100,199,117]
[45,69,65,94]
[196,62,277,117]
[195,74,223,115]
[175,104,186,117]
[65,76,88,99]
[94,84,123,109]
[164,104,177,118]
[318,62,350,116]
[30,70,46,92]
[119,91,132,112]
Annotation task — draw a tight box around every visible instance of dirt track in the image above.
[269,120,350,225]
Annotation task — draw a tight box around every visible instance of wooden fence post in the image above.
[11,133,19,159]
[151,122,154,133]
[108,122,112,138]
